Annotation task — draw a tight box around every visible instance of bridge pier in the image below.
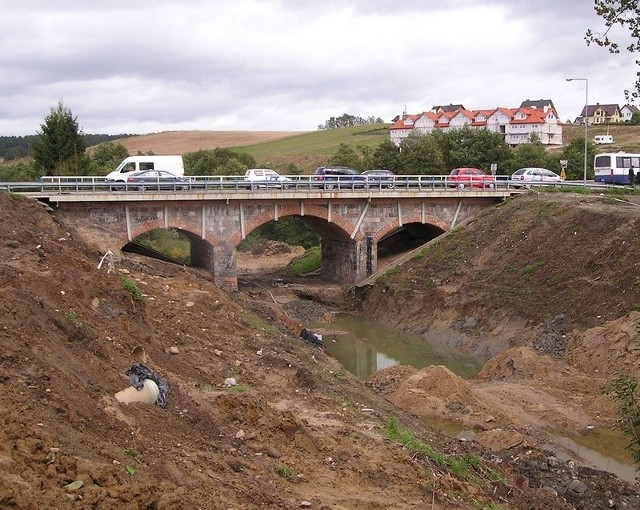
[212,243,238,291]
[321,237,373,284]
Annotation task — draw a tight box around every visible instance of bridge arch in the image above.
[229,203,357,247]
[52,195,502,291]
[373,214,449,243]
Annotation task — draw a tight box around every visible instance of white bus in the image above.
[593,152,640,184]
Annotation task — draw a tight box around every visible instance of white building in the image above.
[389,100,563,147]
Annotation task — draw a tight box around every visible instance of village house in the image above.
[389,99,563,147]
[576,103,622,125]
[621,104,639,122]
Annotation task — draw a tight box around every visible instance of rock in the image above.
[266,447,281,459]
[235,429,245,440]
[568,479,588,495]
[224,377,237,387]
[214,349,222,356]
[300,502,311,508]
[452,315,477,332]
[168,346,179,354]
[474,429,524,452]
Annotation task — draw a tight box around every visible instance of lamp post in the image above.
[566,78,589,185]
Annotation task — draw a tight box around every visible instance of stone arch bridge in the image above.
[45,191,505,290]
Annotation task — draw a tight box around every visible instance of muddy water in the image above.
[313,313,639,484]
[546,430,638,484]
[313,312,482,379]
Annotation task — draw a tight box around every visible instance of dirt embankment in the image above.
[1,190,640,510]
[354,193,640,490]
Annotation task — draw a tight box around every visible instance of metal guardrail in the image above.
[0,174,525,194]
[0,174,610,195]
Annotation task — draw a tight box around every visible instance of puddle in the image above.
[314,312,482,380]
[545,429,638,484]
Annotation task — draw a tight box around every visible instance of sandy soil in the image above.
[1,191,639,510]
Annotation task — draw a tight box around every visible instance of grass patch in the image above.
[122,277,144,302]
[522,261,543,276]
[274,465,294,480]
[64,311,79,325]
[384,417,502,484]
[241,313,279,334]
[288,245,321,275]
[412,247,429,261]
[227,384,248,393]
[123,448,138,458]
[134,228,190,264]
[7,192,27,201]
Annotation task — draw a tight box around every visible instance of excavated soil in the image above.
[1,191,640,509]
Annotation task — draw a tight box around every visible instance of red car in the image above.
[448,167,495,189]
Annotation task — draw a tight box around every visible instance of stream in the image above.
[311,312,638,484]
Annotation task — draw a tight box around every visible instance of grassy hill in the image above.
[228,124,390,171]
[557,123,640,153]
[117,124,640,172]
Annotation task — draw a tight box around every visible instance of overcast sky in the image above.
[1,0,637,136]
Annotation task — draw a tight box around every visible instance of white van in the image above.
[105,155,184,182]
[594,135,614,144]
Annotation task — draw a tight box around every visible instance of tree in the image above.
[398,132,445,175]
[437,126,511,172]
[330,143,360,168]
[586,0,640,101]
[372,139,401,172]
[317,114,384,130]
[89,142,129,176]
[560,138,596,180]
[32,101,87,176]
[182,148,256,176]
[509,138,560,174]
[630,111,640,125]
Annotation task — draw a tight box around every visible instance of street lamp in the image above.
[566,78,589,185]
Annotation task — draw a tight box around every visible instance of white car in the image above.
[510,167,562,188]
[243,168,291,185]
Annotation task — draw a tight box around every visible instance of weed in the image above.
[7,192,26,201]
[122,277,144,302]
[274,465,294,480]
[65,311,79,324]
[242,313,278,334]
[604,374,640,465]
[228,384,248,393]
[413,248,428,261]
[522,261,543,276]
[123,448,138,458]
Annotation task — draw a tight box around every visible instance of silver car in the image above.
[510,167,562,188]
